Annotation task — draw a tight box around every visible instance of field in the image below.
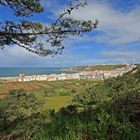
[43,96,72,111]
[0,79,99,111]
[0,79,98,95]
[0,67,140,140]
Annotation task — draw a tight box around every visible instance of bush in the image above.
[55,88,69,96]
[33,72,140,140]
[0,89,45,135]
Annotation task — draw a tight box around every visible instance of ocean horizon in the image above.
[0,67,73,77]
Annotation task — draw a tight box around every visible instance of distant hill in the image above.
[62,64,126,72]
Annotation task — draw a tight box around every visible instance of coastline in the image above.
[0,64,136,82]
[0,67,75,78]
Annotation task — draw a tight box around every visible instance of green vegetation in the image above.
[0,89,45,139]
[0,79,98,97]
[63,64,125,72]
[44,96,72,111]
[0,1,97,57]
[0,83,3,91]
[0,67,140,139]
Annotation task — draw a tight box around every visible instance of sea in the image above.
[0,68,73,77]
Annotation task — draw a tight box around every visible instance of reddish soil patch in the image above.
[0,81,41,95]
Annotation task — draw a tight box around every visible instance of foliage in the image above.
[34,93,140,140]
[73,74,138,108]
[33,70,140,140]
[0,0,43,16]
[135,65,140,81]
[0,0,98,56]
[0,69,140,139]
[0,89,44,134]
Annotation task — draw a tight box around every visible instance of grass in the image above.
[32,90,73,111]
[33,71,140,140]
[0,79,100,98]
[44,96,72,111]
[0,67,140,140]
[0,83,3,88]
[28,79,100,111]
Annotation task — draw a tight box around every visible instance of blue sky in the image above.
[0,0,140,67]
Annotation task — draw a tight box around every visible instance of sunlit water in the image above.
[0,68,73,77]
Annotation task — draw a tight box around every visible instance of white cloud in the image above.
[101,50,140,63]
[70,0,140,45]
[0,0,140,67]
[0,46,83,67]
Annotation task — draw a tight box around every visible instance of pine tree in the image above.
[0,0,98,56]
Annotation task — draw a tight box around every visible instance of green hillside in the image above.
[0,66,140,140]
[63,64,126,71]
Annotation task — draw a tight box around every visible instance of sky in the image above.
[0,0,140,67]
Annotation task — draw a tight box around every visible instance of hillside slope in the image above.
[62,64,126,71]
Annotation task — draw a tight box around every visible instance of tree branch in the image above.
[0,29,90,36]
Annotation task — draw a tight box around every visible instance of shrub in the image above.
[0,89,45,134]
